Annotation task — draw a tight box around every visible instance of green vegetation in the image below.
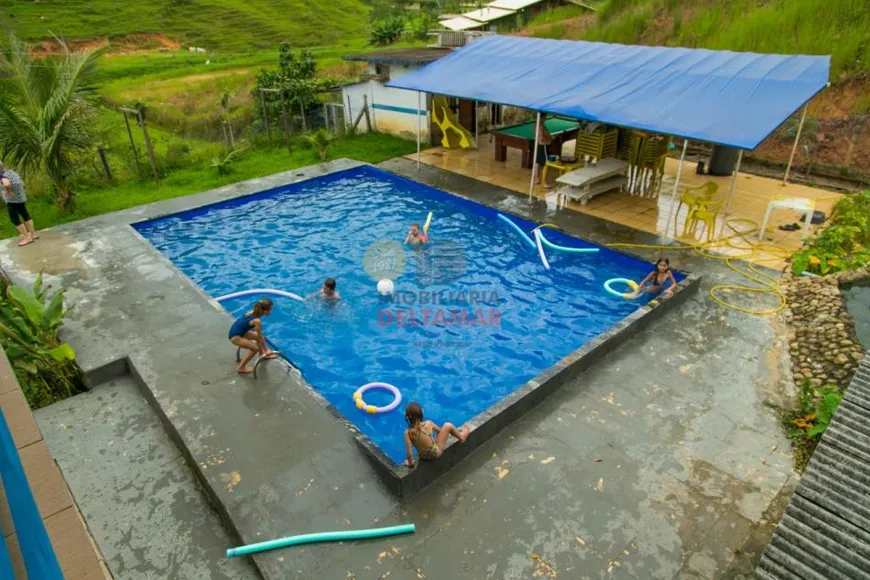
[526,4,589,27]
[0,273,88,409]
[581,0,870,77]
[0,34,104,211]
[0,123,417,237]
[781,382,844,472]
[5,0,369,51]
[791,191,870,276]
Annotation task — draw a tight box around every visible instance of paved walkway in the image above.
[1,158,799,579]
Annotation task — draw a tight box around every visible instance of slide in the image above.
[432,96,477,150]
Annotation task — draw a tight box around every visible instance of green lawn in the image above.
[6,0,370,51]
[1,132,418,238]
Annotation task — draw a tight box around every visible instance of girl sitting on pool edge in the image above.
[228,298,276,374]
[635,258,677,297]
[403,402,469,467]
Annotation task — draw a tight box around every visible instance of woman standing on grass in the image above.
[0,162,38,246]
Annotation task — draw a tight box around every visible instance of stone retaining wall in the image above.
[781,268,868,390]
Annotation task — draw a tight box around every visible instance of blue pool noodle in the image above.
[497,213,535,248]
[226,523,416,558]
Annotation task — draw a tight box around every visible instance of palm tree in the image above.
[0,34,104,212]
[304,128,335,162]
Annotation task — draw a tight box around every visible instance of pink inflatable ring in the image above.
[353,382,402,414]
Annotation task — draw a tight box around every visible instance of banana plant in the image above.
[0,273,86,408]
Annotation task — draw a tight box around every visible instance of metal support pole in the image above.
[528,111,542,203]
[725,149,744,212]
[259,90,271,142]
[474,100,478,146]
[417,92,422,169]
[664,139,689,237]
[120,110,141,175]
[783,104,808,185]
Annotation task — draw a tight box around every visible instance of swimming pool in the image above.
[135,165,680,464]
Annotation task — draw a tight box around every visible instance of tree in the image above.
[304,129,335,162]
[0,34,104,212]
[253,43,335,130]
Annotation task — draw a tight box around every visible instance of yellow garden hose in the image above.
[608,218,791,316]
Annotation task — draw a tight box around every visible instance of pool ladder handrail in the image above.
[235,347,303,379]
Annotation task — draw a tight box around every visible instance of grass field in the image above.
[5,0,370,50]
[582,0,870,77]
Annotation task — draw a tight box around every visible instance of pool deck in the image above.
[1,158,798,579]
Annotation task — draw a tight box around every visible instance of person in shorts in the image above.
[0,163,38,246]
[534,114,553,186]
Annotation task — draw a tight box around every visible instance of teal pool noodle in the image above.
[497,213,535,248]
[226,523,416,558]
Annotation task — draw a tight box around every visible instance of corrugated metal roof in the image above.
[439,16,487,31]
[461,6,516,22]
[488,0,548,10]
[755,355,870,580]
[343,48,452,66]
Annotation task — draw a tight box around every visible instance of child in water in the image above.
[636,258,678,297]
[402,402,469,467]
[404,223,428,245]
[228,298,275,374]
[318,278,340,301]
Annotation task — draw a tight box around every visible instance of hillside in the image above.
[3,0,371,51]
[523,0,870,185]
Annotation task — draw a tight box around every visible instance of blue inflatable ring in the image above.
[604,278,639,299]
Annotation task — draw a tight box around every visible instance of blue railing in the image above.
[0,408,63,579]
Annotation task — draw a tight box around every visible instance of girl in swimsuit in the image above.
[228,298,276,374]
[636,258,677,297]
[402,402,469,468]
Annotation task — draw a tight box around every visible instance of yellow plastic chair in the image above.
[677,181,719,231]
[541,140,583,186]
[687,199,724,241]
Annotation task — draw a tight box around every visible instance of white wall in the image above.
[341,63,430,141]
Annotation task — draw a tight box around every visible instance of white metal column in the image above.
[664,139,689,237]
[783,104,808,185]
[528,112,542,203]
[724,149,744,211]
[416,92,422,169]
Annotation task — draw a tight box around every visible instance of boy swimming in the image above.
[404,223,428,245]
[636,258,677,297]
[228,298,275,374]
[318,277,340,301]
[402,402,469,467]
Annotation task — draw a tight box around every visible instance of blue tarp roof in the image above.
[387,36,831,150]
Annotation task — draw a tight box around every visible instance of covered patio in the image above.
[390,36,836,271]
[410,140,843,270]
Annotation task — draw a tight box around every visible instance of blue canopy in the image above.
[388,36,830,150]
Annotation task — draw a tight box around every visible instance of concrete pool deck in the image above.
[1,158,797,579]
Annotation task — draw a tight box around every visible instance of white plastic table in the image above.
[555,158,628,205]
[758,196,815,241]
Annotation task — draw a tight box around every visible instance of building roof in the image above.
[460,6,516,22]
[388,35,831,150]
[488,0,547,10]
[343,48,452,67]
[439,16,488,31]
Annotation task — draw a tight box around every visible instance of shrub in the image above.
[791,191,870,275]
[370,17,405,46]
[0,274,88,409]
[163,141,192,171]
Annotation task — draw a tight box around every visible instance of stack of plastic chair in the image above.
[677,181,719,234]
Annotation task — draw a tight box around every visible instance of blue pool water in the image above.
[135,166,679,464]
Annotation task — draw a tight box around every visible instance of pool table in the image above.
[493,118,581,169]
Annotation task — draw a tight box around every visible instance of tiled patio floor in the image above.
[410,137,843,271]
